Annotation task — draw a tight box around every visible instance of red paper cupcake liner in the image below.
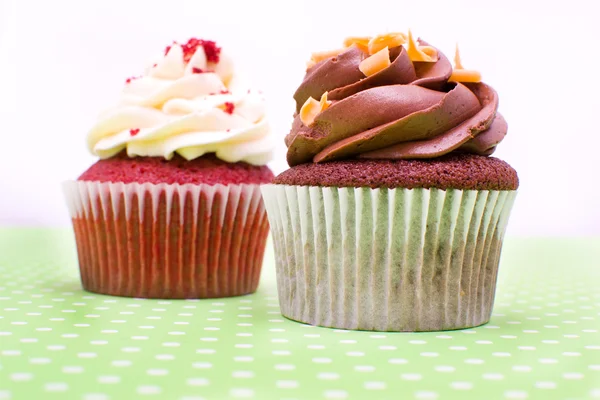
[63,181,269,299]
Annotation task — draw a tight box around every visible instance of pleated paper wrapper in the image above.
[63,181,269,299]
[261,185,517,332]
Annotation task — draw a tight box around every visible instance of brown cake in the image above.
[261,31,519,332]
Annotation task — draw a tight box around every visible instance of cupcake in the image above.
[63,38,274,299]
[261,32,518,331]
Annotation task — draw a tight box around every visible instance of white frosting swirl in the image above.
[87,42,273,165]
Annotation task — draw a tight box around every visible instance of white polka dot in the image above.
[450,382,473,390]
[155,354,175,361]
[504,390,529,399]
[586,345,600,350]
[512,365,532,372]
[364,381,386,390]
[275,364,296,371]
[235,344,253,349]
[312,357,332,364]
[436,335,452,339]
[112,360,132,367]
[465,359,484,365]
[82,394,109,400]
[542,340,559,344]
[10,372,33,381]
[414,391,439,399]
[272,350,291,356]
[0,391,11,400]
[591,389,600,398]
[450,346,467,351]
[562,352,581,357]
[492,352,511,357]
[232,371,255,379]
[563,372,584,380]
[47,345,65,351]
[304,334,320,338]
[401,373,422,381]
[409,340,427,344]
[45,383,68,392]
[483,373,504,380]
[186,378,209,386]
[122,347,140,353]
[354,365,375,372]
[192,362,213,369]
[30,357,51,364]
[518,346,536,351]
[379,345,397,350]
[137,386,161,395]
[535,381,557,389]
[276,380,299,389]
[196,349,216,354]
[434,366,455,372]
[346,351,364,357]
[229,388,254,398]
[62,366,84,374]
[389,358,408,364]
[163,342,181,347]
[317,372,340,380]
[476,340,493,345]
[2,350,21,356]
[98,376,121,384]
[147,369,169,376]
[421,352,439,357]
[539,358,557,364]
[589,365,600,371]
[323,390,348,399]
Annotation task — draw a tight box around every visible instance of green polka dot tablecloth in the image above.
[0,228,599,400]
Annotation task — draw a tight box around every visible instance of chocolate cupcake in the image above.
[261,32,518,331]
[63,38,274,299]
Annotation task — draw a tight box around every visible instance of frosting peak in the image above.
[286,33,506,166]
[88,38,273,166]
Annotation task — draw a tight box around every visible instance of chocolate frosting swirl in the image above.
[285,40,507,166]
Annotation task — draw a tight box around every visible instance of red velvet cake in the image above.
[64,38,275,299]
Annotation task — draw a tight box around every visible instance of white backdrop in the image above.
[0,0,598,235]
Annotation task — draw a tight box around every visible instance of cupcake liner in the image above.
[63,181,269,299]
[261,185,517,332]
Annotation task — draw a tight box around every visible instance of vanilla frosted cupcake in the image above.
[64,38,274,299]
[262,32,518,331]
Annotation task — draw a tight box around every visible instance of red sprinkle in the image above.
[125,76,140,84]
[220,89,230,94]
[223,102,235,114]
[130,129,140,136]
[166,38,222,64]
[192,67,204,74]
[200,40,221,63]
